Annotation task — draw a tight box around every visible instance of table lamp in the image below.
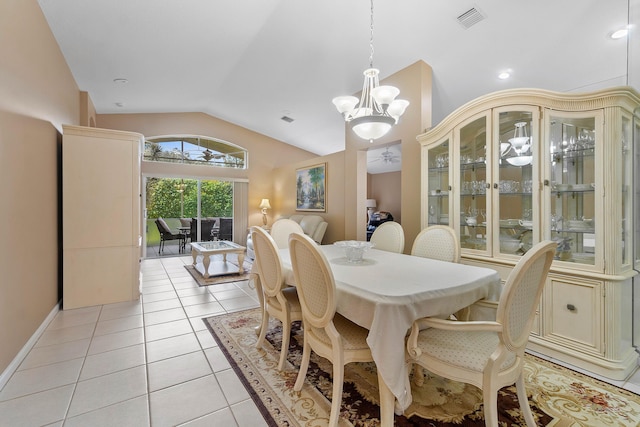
[366,199,377,221]
[259,198,271,227]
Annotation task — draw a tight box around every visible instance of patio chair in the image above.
[155,218,185,254]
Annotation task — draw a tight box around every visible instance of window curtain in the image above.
[233,181,249,245]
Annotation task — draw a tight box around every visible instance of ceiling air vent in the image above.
[457,7,485,29]
[281,115,294,123]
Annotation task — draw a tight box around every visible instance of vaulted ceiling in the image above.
[39,0,635,164]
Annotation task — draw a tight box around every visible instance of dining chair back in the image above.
[288,233,373,427]
[411,225,460,263]
[251,226,302,370]
[406,240,556,427]
[270,218,305,249]
[369,221,405,253]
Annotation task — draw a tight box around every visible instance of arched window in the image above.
[144,135,247,169]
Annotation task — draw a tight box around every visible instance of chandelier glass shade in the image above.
[332,0,409,142]
[503,121,532,166]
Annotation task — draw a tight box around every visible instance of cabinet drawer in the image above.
[544,276,603,355]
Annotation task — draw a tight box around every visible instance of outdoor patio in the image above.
[146,240,190,259]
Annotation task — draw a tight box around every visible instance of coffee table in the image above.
[190,241,246,279]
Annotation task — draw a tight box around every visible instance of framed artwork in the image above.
[296,163,326,212]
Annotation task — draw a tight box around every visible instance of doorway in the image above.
[144,176,233,258]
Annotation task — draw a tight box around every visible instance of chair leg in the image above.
[251,274,265,336]
[278,315,292,371]
[294,332,311,391]
[255,311,269,349]
[412,363,425,386]
[516,374,537,427]
[482,385,499,427]
[328,354,345,427]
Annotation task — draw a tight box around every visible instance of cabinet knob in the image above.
[566,304,576,312]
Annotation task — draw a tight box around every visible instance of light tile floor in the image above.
[1,254,639,426]
[0,255,266,427]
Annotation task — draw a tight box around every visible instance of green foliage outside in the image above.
[145,178,233,244]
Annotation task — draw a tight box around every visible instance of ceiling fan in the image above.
[370,147,400,164]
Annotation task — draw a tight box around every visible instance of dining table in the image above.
[276,243,501,426]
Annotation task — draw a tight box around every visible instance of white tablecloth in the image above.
[278,245,501,411]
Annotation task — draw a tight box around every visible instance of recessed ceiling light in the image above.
[610,27,629,39]
[113,78,128,84]
[498,71,511,80]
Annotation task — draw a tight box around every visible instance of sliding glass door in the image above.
[144,177,233,257]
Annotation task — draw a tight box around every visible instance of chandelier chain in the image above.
[369,0,375,68]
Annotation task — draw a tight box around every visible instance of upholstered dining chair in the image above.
[251,226,303,371]
[406,240,556,427]
[250,219,305,337]
[411,225,460,263]
[288,233,373,427]
[369,221,405,253]
[270,218,305,248]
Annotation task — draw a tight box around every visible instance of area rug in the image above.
[184,256,253,286]
[203,308,640,427]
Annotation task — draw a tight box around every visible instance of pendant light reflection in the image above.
[503,122,532,166]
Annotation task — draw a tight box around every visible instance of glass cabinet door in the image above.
[633,114,640,270]
[546,112,599,265]
[494,108,538,257]
[621,113,633,268]
[425,137,450,227]
[457,114,489,252]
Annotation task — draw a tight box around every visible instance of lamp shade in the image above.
[371,85,399,106]
[332,96,359,114]
[505,156,532,166]
[387,99,410,122]
[351,115,394,141]
[366,199,377,208]
[259,199,271,210]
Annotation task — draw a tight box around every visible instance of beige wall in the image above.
[368,171,402,224]
[97,113,317,229]
[0,0,80,373]
[272,152,346,244]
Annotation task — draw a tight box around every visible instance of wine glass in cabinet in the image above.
[457,114,489,253]
[544,112,599,268]
[423,137,450,227]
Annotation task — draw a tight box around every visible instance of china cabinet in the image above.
[63,125,143,310]
[418,87,640,380]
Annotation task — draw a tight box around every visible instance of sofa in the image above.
[246,214,328,259]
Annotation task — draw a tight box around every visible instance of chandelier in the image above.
[332,0,409,142]
[503,122,532,166]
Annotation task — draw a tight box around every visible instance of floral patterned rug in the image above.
[203,308,640,426]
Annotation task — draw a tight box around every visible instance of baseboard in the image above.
[0,302,61,390]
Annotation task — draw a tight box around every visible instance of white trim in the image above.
[0,302,60,390]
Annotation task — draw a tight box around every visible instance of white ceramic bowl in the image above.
[500,239,522,253]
